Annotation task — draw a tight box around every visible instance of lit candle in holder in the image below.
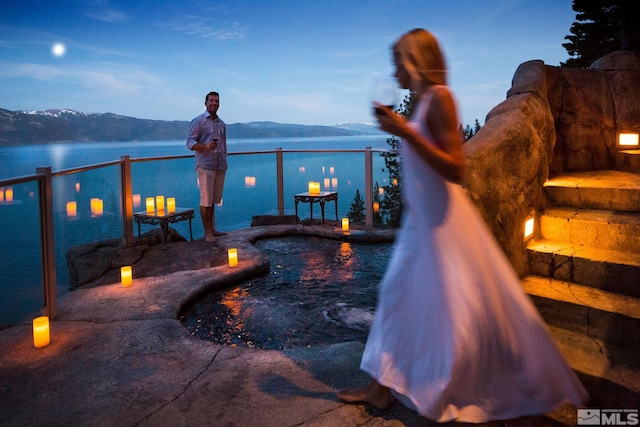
[5,187,13,202]
[0,188,5,203]
[90,198,103,216]
[324,178,330,189]
[156,195,165,212]
[167,198,176,214]
[75,182,81,193]
[373,202,380,213]
[32,316,50,348]
[132,194,141,208]
[121,266,132,287]
[146,197,155,214]
[332,178,338,188]
[66,201,77,218]
[342,217,350,232]
[228,248,238,267]
[308,181,320,195]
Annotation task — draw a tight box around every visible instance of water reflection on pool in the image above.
[180,236,392,350]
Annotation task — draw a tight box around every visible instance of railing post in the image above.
[276,147,285,216]
[120,156,134,246]
[36,167,57,319]
[365,147,373,228]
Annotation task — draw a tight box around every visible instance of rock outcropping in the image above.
[463,51,640,275]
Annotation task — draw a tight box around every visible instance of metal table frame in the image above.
[294,191,338,224]
[133,208,194,249]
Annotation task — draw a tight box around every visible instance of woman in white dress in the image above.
[337,28,588,423]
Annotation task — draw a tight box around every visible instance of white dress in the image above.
[360,86,588,423]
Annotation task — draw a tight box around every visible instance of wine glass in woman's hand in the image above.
[370,76,400,116]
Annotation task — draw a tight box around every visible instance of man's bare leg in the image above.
[337,379,396,410]
[200,206,215,243]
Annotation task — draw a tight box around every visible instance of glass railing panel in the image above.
[52,165,124,292]
[131,157,197,240]
[0,181,44,327]
[282,151,369,221]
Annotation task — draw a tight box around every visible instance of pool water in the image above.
[180,236,393,350]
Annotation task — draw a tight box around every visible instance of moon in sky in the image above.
[52,42,66,57]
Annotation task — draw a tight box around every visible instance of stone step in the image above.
[548,325,640,409]
[616,149,640,174]
[522,275,640,352]
[527,239,640,297]
[540,207,640,253]
[544,170,640,212]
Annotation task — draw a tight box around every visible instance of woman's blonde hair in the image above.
[393,28,448,87]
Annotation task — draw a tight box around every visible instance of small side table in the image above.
[294,191,338,224]
[133,208,194,249]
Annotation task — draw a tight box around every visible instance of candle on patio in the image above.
[228,248,238,267]
[32,316,50,348]
[66,201,77,218]
[167,197,176,214]
[308,181,320,195]
[156,195,165,212]
[5,187,13,202]
[121,266,132,287]
[146,197,155,214]
[342,217,350,232]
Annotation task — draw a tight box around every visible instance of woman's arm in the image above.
[375,87,464,182]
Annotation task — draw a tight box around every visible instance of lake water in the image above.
[0,135,394,327]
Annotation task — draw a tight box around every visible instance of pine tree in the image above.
[563,0,640,67]
[347,189,365,222]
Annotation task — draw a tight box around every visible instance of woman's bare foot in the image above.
[337,379,396,410]
[204,234,216,243]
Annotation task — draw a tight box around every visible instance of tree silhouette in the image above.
[563,0,640,67]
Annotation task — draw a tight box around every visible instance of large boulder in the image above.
[462,52,640,275]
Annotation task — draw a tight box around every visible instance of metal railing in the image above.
[0,147,386,324]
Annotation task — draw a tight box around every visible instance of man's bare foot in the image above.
[205,234,216,243]
[337,380,396,410]
[213,230,227,236]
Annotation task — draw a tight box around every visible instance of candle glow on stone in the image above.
[228,248,238,267]
[121,266,132,287]
[32,316,50,348]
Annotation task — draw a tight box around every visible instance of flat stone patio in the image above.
[0,223,579,426]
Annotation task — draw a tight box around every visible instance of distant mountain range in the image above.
[0,108,382,146]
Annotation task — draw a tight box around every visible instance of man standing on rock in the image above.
[186,91,228,243]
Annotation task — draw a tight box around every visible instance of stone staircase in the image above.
[524,169,640,407]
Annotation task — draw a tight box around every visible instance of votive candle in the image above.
[373,202,380,213]
[132,194,141,208]
[33,316,50,348]
[66,201,77,218]
[167,197,176,214]
[156,195,165,212]
[5,187,13,202]
[228,248,238,267]
[146,197,155,214]
[342,217,350,232]
[121,266,132,287]
[308,181,320,195]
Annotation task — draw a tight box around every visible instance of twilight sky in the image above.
[0,0,576,127]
